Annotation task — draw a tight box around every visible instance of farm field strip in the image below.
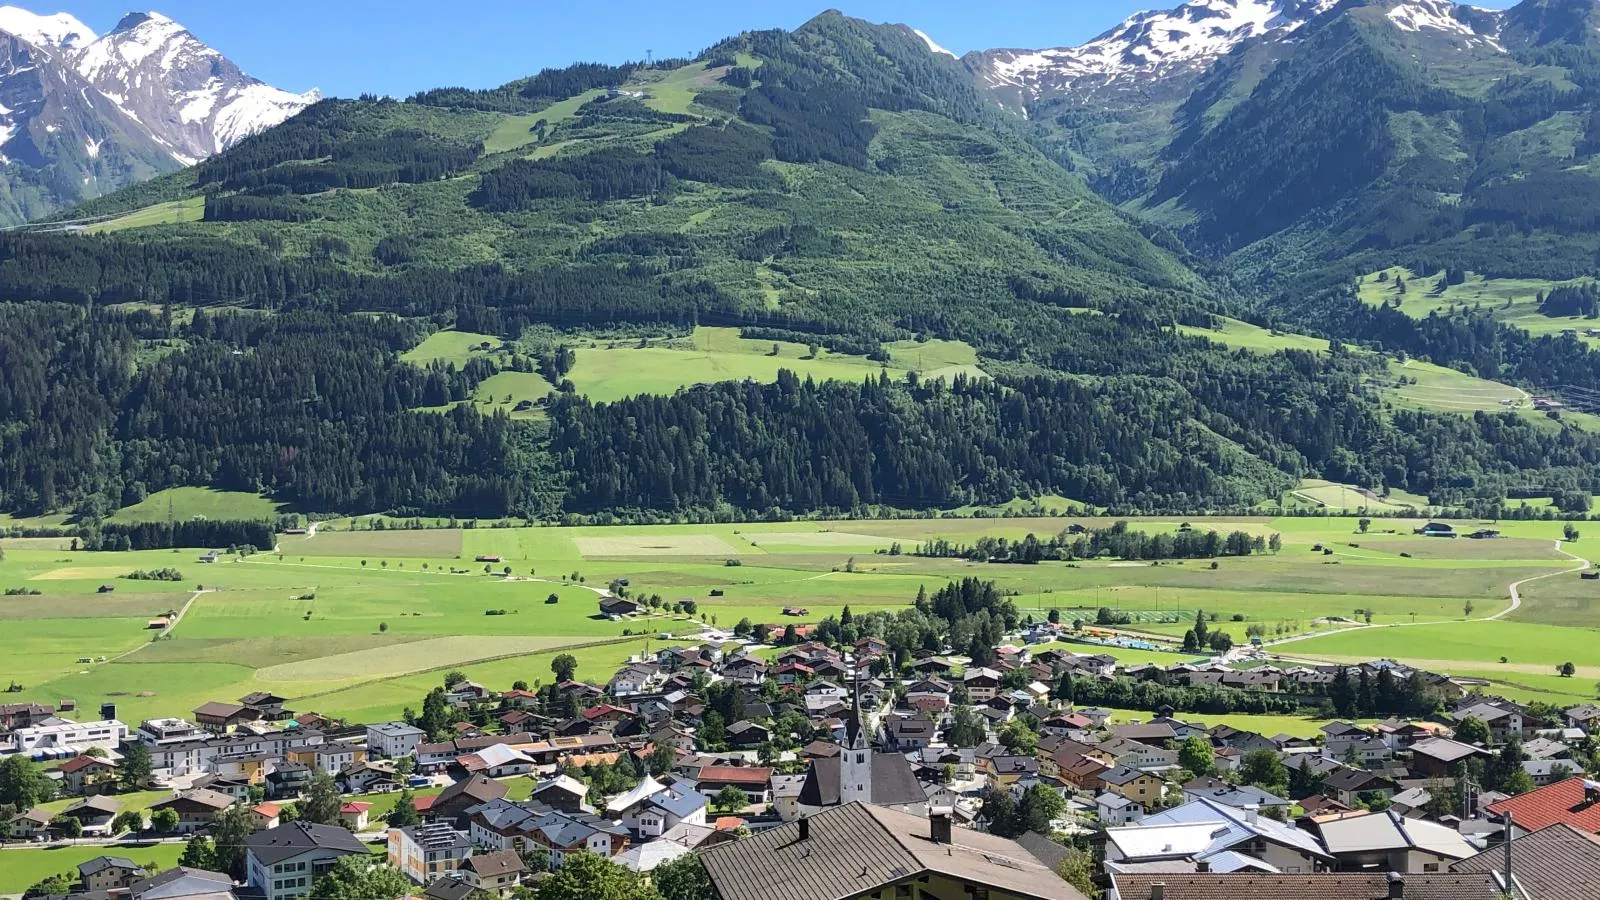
[2,513,1593,722]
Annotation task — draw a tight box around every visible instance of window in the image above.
[895,886,913,899]
[1423,864,1440,873]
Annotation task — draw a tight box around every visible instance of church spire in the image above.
[846,661,866,750]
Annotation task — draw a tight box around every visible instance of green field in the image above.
[1358,266,1600,346]
[400,330,505,366]
[1178,317,1334,354]
[1,513,1587,725]
[108,487,285,524]
[84,197,204,234]
[566,326,981,402]
[0,844,185,894]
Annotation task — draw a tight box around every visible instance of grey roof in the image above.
[797,751,927,808]
[1316,810,1475,859]
[1410,737,1485,763]
[646,787,707,819]
[367,721,425,737]
[1452,823,1600,900]
[1109,873,1502,900]
[243,822,368,866]
[699,802,1086,900]
[1100,765,1153,786]
[77,857,140,877]
[126,867,233,900]
[422,878,476,900]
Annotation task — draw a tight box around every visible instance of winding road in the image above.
[1262,539,1590,654]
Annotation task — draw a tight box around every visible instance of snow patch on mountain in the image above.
[70,10,317,160]
[976,0,1338,96]
[1387,0,1504,50]
[0,6,93,49]
[914,29,956,58]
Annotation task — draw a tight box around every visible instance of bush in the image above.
[126,568,184,582]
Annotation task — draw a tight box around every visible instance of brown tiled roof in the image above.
[1452,822,1600,900]
[697,765,772,785]
[1109,873,1502,900]
[700,802,1085,900]
[462,849,524,879]
[1485,777,1600,831]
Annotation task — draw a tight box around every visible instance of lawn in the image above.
[1376,359,1526,414]
[400,330,504,367]
[108,487,284,524]
[0,843,185,893]
[1177,317,1333,354]
[0,513,1589,725]
[1357,266,1600,347]
[84,197,204,234]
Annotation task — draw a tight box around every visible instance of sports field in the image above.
[1,513,1593,727]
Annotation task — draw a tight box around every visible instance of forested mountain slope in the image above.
[3,11,1599,522]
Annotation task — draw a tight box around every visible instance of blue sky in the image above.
[55,0,1523,98]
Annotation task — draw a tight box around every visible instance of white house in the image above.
[367,722,427,759]
[244,823,369,900]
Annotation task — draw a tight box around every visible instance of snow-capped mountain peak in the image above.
[72,9,318,161]
[914,28,957,59]
[0,5,94,49]
[971,0,1338,100]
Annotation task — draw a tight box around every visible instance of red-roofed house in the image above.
[774,663,813,686]
[692,766,773,804]
[338,802,371,831]
[1487,777,1600,835]
[251,802,282,830]
[58,754,119,795]
[582,704,632,724]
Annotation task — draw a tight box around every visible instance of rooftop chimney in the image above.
[930,809,953,845]
[1388,872,1404,900]
[1244,804,1260,825]
[1195,860,1210,873]
[798,816,810,841]
[1149,884,1165,900]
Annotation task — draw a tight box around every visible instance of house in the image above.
[1098,737,1178,772]
[459,849,525,896]
[525,810,630,867]
[1485,776,1600,836]
[698,802,1089,900]
[7,806,51,838]
[1454,702,1533,744]
[1451,822,1600,900]
[615,783,709,839]
[1108,873,1502,900]
[123,865,239,900]
[193,701,257,733]
[337,759,398,794]
[1315,809,1477,873]
[148,789,235,834]
[530,774,591,813]
[1097,792,1144,826]
[60,795,122,835]
[599,597,639,617]
[726,720,770,750]
[245,822,370,900]
[1100,766,1166,805]
[77,856,146,891]
[721,657,767,685]
[1181,778,1291,813]
[1417,522,1456,538]
[1409,737,1489,779]
[963,668,1001,703]
[7,717,128,754]
[692,765,774,805]
[430,773,509,827]
[239,692,290,719]
[457,743,535,778]
[0,702,54,730]
[390,822,474,884]
[287,743,362,776]
[884,714,937,751]
[338,802,371,831]
[367,721,427,758]
[1565,704,1600,732]
[58,753,119,794]
[1058,754,1111,793]
[252,803,282,830]
[1321,768,1399,808]
[1105,798,1333,874]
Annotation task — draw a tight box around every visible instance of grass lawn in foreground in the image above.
[0,843,185,893]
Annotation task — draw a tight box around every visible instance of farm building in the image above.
[599,597,639,617]
[1417,522,1456,538]
[475,555,503,563]
[147,617,171,630]
[782,606,809,617]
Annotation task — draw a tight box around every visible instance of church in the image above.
[795,678,929,818]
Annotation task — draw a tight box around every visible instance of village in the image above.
[4,597,1600,900]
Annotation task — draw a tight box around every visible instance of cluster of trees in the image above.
[471,148,669,209]
[0,306,536,518]
[1180,611,1237,653]
[548,370,1296,516]
[1539,283,1600,319]
[210,130,478,197]
[914,522,1275,563]
[1327,666,1446,719]
[1053,671,1307,716]
[82,521,275,552]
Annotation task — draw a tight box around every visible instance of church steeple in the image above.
[840,663,873,805]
